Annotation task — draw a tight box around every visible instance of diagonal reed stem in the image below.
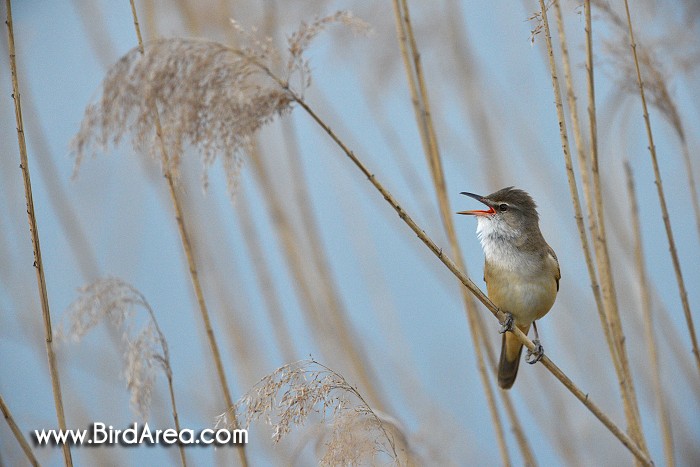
[621,0,700,378]
[0,393,40,467]
[128,1,246,465]
[5,2,72,465]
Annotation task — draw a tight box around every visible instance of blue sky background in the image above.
[1,0,699,465]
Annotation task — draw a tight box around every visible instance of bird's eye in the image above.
[499,204,508,212]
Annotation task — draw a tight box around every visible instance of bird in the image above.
[457,187,560,389]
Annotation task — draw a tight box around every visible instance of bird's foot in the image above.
[526,339,544,364]
[499,313,514,334]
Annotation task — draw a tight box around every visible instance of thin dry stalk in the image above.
[680,141,700,242]
[247,145,336,352]
[391,1,512,464]
[562,0,648,456]
[361,89,441,227]
[442,7,539,458]
[445,1,506,188]
[22,80,100,281]
[537,0,618,387]
[473,309,538,466]
[70,0,117,69]
[173,0,200,34]
[594,0,700,244]
[127,1,245,465]
[321,159,466,455]
[582,0,606,306]
[165,371,186,467]
[174,179,271,391]
[4,2,73,465]
[553,0,606,340]
[243,11,392,404]
[535,0,648,459]
[620,0,700,378]
[0,393,40,467]
[553,6,630,463]
[624,162,675,467]
[585,0,631,409]
[234,190,297,361]
[249,141,384,403]
[638,48,700,244]
[583,7,662,458]
[312,85,450,280]
[279,119,386,409]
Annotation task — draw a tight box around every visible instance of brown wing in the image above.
[547,244,561,291]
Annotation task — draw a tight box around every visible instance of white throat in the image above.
[475,216,529,270]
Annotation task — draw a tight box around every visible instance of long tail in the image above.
[498,323,530,389]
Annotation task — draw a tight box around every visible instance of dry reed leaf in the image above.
[527,1,554,45]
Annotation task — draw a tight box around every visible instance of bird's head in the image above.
[457,186,540,240]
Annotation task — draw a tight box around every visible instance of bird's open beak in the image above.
[457,192,496,216]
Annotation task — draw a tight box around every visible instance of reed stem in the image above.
[538,0,648,459]
[0,393,40,467]
[5,2,72,464]
[391,0,512,463]
[621,0,700,378]
[625,161,675,467]
[128,1,246,464]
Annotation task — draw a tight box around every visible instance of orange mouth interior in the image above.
[458,206,495,216]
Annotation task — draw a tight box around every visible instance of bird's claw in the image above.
[526,339,544,364]
[499,313,514,334]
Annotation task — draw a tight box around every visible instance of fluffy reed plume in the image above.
[595,2,695,140]
[317,409,413,466]
[71,38,289,190]
[57,278,172,420]
[72,11,366,193]
[595,0,700,244]
[216,359,403,465]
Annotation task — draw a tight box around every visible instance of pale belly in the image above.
[485,266,557,325]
